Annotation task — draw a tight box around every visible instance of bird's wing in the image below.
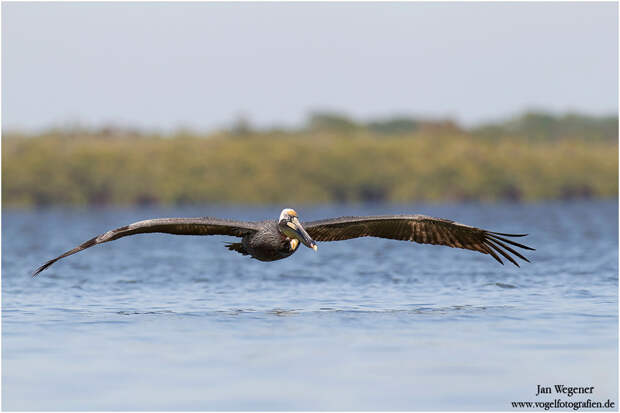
[303,215,534,267]
[33,217,259,276]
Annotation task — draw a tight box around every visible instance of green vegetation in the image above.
[472,111,619,141]
[2,111,617,207]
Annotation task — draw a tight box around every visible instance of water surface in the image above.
[2,201,618,410]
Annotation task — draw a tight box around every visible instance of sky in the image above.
[2,2,618,132]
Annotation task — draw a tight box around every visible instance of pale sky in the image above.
[2,2,618,132]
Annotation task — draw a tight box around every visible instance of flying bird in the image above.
[33,208,533,276]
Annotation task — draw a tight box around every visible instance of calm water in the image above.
[2,201,618,410]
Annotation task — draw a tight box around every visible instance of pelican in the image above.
[33,208,533,276]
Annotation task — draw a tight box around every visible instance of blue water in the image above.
[2,201,618,410]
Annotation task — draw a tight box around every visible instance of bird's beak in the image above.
[286,217,318,251]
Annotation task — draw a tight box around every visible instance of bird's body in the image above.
[33,208,534,276]
[227,220,299,261]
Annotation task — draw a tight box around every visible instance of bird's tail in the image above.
[225,242,250,256]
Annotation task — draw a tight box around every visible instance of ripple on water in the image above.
[1,201,617,410]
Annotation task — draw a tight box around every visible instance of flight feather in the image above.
[303,215,534,266]
[32,217,258,276]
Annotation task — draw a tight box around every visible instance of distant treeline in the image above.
[233,110,618,141]
[2,111,618,207]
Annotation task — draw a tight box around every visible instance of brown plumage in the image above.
[303,214,533,267]
[33,208,533,277]
[33,218,259,276]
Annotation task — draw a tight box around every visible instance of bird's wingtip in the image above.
[31,260,54,278]
[490,231,529,237]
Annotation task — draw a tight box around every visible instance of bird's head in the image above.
[278,208,317,251]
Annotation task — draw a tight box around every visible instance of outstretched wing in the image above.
[303,215,534,267]
[33,217,259,276]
